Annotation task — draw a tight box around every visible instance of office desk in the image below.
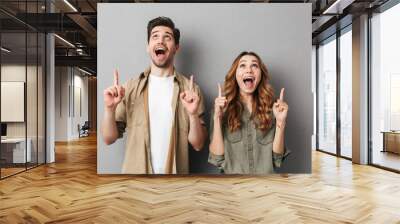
[1,138,32,163]
[381,131,400,154]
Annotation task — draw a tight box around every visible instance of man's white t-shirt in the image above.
[148,73,174,174]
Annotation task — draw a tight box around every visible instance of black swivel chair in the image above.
[79,121,90,138]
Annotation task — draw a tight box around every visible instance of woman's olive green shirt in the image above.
[208,109,290,174]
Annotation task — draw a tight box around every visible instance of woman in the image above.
[208,51,290,174]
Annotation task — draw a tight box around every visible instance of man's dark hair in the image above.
[147,16,180,45]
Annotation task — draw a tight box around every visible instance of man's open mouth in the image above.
[154,47,167,56]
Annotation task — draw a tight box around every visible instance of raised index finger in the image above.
[279,88,285,101]
[189,75,194,91]
[114,69,119,86]
[218,83,222,97]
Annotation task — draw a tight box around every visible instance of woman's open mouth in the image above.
[243,76,255,89]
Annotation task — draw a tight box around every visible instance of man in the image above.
[101,17,207,174]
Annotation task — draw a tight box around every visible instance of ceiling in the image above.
[0,0,391,75]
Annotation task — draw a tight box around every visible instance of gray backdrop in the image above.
[97,3,312,174]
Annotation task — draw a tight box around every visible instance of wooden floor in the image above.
[0,167,26,178]
[372,150,400,171]
[0,135,400,223]
[1,163,45,178]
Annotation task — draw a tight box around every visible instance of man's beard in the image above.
[151,56,173,68]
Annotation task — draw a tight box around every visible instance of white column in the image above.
[46,33,55,163]
[45,0,56,163]
[352,14,369,164]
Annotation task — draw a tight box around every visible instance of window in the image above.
[371,2,400,171]
[339,28,352,158]
[317,36,337,155]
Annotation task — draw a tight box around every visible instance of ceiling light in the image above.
[54,34,75,48]
[78,67,92,76]
[1,47,11,53]
[322,0,355,14]
[63,0,78,12]
[322,0,340,14]
[323,0,341,14]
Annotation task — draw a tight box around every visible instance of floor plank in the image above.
[0,134,399,223]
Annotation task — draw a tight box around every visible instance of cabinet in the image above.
[381,131,400,154]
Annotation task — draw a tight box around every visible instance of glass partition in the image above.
[0,1,46,179]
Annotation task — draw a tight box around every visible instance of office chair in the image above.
[79,121,90,138]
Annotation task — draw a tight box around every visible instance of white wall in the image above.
[55,67,69,141]
[1,65,39,137]
[55,67,89,141]
[72,72,89,138]
[1,63,46,164]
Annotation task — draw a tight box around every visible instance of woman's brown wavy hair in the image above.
[224,51,275,133]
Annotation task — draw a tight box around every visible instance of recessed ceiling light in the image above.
[1,47,11,53]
